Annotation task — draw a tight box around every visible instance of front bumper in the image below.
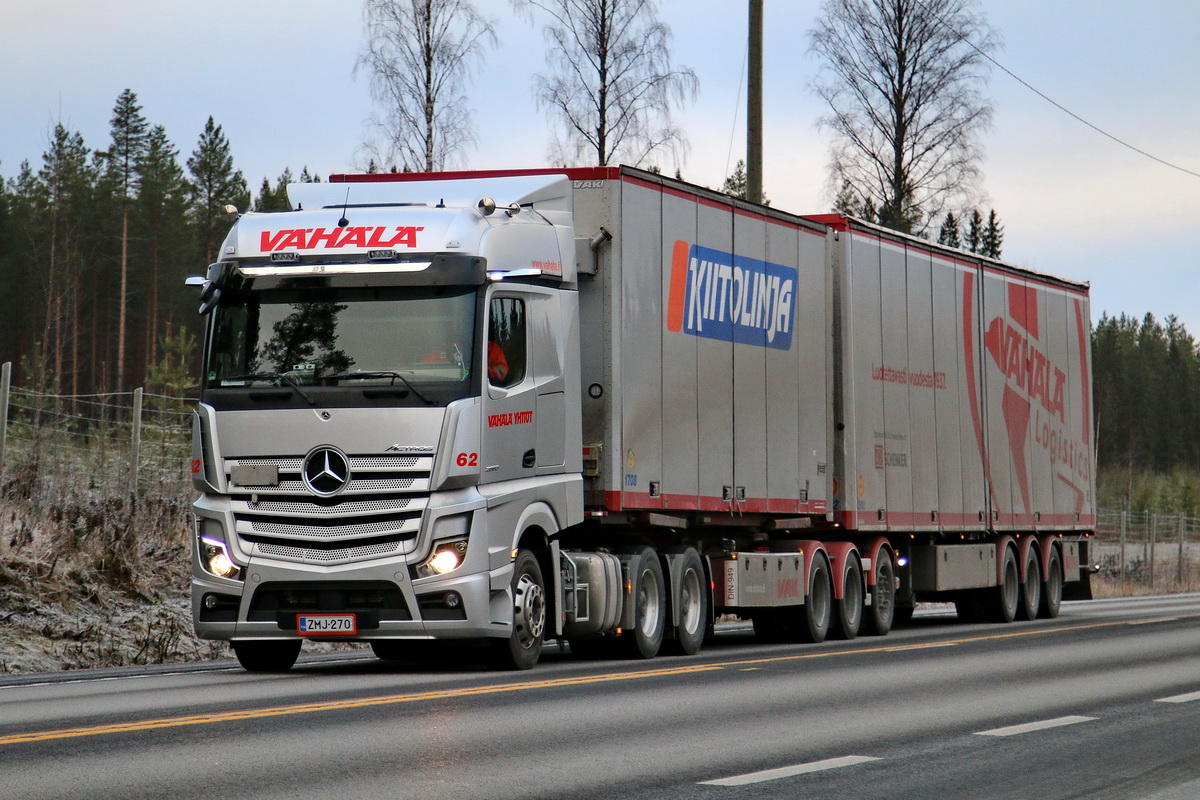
[193,555,515,642]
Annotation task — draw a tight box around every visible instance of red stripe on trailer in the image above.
[329,166,620,183]
[1074,298,1092,445]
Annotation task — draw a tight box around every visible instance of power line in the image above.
[920,0,1200,180]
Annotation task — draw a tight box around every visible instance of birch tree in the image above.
[515,0,699,168]
[810,0,998,233]
[358,0,495,171]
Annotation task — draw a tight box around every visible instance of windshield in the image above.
[203,285,478,406]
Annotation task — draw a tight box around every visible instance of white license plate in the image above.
[296,613,357,635]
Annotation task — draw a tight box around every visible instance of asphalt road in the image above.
[2,594,1199,800]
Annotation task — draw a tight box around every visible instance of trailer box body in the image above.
[571,172,831,516]
[814,216,1095,536]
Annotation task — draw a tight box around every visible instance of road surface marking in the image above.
[975,716,1095,737]
[1155,690,1200,704]
[1128,617,1178,625]
[701,755,881,786]
[0,663,722,746]
[883,642,957,652]
[0,617,1162,745]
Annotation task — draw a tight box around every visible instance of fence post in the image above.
[1149,514,1157,591]
[130,387,143,495]
[0,361,9,476]
[1179,513,1186,587]
[1120,509,1127,594]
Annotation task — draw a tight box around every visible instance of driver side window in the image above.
[488,297,526,388]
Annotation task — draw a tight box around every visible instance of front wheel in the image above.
[487,549,546,670]
[232,640,302,673]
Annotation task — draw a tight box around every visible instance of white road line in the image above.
[1155,690,1200,704]
[975,716,1096,737]
[700,755,881,786]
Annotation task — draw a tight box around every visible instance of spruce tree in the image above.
[38,125,97,393]
[99,89,148,392]
[981,209,1004,258]
[938,212,961,248]
[136,125,190,370]
[254,167,293,212]
[832,179,859,216]
[186,116,249,263]
[965,209,984,253]
[722,160,747,198]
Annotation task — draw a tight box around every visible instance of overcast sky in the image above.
[3,1,1198,332]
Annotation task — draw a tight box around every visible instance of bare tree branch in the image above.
[357,0,496,172]
[514,0,699,168]
[810,0,998,233]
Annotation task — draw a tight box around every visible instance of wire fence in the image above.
[0,362,194,503]
[1,361,1198,596]
[1092,509,1200,595]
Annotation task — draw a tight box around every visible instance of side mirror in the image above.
[199,287,222,316]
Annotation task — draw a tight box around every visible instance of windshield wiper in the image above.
[219,371,317,406]
[326,371,431,404]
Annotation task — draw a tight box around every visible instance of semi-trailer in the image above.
[189,166,1095,671]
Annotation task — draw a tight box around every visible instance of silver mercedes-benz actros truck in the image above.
[190,166,1094,672]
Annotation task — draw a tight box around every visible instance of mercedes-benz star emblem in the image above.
[302,447,351,497]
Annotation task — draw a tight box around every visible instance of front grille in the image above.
[225,453,432,565]
[254,540,405,562]
[244,516,420,539]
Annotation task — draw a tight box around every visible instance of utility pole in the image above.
[746,0,763,204]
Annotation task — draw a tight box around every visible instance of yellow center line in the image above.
[0,615,1174,746]
[0,664,720,746]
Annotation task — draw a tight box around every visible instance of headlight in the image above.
[416,539,468,578]
[200,536,241,579]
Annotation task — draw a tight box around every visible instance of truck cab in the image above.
[190,174,582,671]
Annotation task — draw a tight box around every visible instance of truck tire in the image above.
[621,546,666,659]
[1038,545,1063,619]
[773,553,832,644]
[802,554,832,643]
[985,546,1020,623]
[1017,545,1042,621]
[830,555,863,640]
[664,548,707,655]
[862,549,896,636]
[232,640,302,672]
[487,549,546,670]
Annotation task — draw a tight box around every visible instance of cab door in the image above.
[480,290,538,483]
